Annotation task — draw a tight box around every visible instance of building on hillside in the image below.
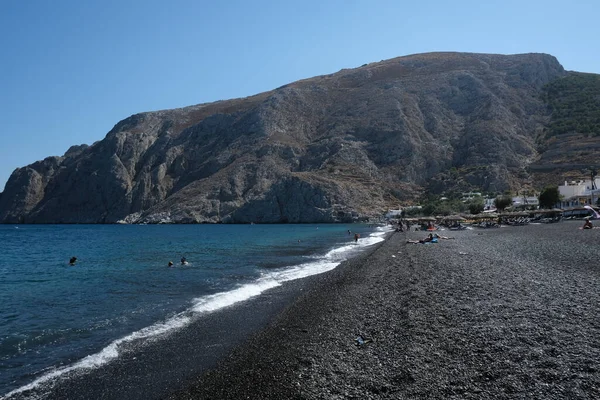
[385,209,403,218]
[484,198,495,210]
[461,192,482,201]
[558,179,600,208]
[512,196,539,209]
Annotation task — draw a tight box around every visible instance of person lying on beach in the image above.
[582,218,593,229]
[407,233,437,244]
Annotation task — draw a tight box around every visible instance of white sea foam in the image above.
[3,228,387,399]
[4,314,191,399]
[359,234,386,246]
[191,279,281,313]
[267,260,340,282]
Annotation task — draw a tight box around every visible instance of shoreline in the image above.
[169,221,600,399]
[4,228,391,400]
[9,222,600,399]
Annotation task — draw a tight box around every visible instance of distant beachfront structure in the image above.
[558,178,600,208]
[482,195,538,210]
[385,209,404,218]
[511,196,539,208]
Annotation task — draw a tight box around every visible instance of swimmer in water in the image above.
[180,257,188,265]
[69,256,77,265]
[354,233,360,243]
[168,261,174,267]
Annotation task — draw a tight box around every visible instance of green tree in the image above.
[468,199,485,214]
[405,207,421,217]
[538,186,561,209]
[494,195,513,211]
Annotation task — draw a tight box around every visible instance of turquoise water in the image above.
[0,223,387,397]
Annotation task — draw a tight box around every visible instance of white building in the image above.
[461,192,482,201]
[558,178,600,208]
[512,196,539,208]
[385,209,404,218]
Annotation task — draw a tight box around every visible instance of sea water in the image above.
[0,223,388,397]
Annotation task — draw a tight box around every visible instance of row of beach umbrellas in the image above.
[401,209,564,222]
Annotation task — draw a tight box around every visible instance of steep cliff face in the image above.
[0,52,568,223]
[527,72,600,187]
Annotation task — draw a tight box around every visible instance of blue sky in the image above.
[1,0,599,191]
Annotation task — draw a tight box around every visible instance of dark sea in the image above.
[0,223,388,398]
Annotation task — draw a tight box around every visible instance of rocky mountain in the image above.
[1,51,592,223]
[527,72,600,187]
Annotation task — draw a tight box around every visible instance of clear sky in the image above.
[1,0,599,191]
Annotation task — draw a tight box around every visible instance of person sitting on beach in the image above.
[582,218,593,230]
[69,256,77,265]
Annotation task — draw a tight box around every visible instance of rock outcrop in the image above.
[0,52,569,223]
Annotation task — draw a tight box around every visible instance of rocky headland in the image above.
[1,52,598,224]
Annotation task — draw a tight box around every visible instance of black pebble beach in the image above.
[169,221,600,399]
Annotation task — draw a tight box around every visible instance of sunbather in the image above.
[407,233,436,244]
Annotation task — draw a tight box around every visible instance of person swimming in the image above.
[354,233,360,243]
[180,257,188,265]
[69,256,77,265]
[168,261,174,267]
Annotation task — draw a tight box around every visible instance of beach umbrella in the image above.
[473,213,497,219]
